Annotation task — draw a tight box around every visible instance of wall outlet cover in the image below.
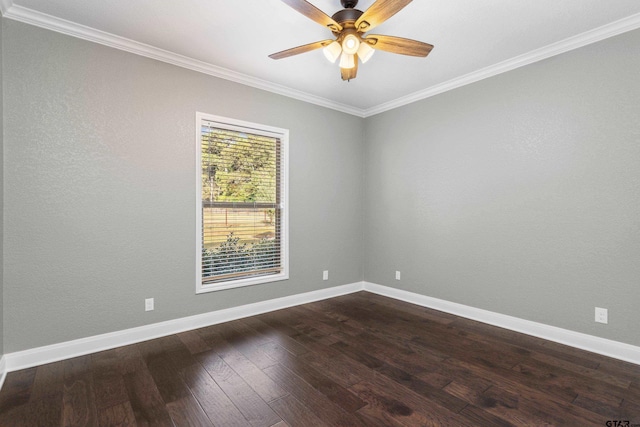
[595,307,607,324]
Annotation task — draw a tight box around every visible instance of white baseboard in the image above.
[3,280,638,377]
[4,282,365,372]
[364,282,640,366]
[0,356,6,390]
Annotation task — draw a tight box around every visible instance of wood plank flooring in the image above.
[1,291,639,426]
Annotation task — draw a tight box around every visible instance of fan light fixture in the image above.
[322,33,375,69]
[324,34,371,68]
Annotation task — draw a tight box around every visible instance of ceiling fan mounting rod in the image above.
[340,0,358,8]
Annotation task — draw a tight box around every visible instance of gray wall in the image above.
[2,16,639,354]
[364,28,640,346]
[0,16,4,357]
[2,19,364,353]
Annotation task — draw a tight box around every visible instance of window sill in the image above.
[196,272,289,294]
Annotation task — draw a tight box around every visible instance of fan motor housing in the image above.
[331,8,363,28]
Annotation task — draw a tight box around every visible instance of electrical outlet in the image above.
[395,271,401,280]
[323,270,328,281]
[595,307,607,324]
[145,298,154,312]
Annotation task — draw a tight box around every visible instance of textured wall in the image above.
[0,16,4,356]
[3,16,640,354]
[2,20,364,352]
[364,29,640,346]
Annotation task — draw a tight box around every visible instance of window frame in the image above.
[195,112,289,294]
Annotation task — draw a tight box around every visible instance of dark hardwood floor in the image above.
[1,291,639,426]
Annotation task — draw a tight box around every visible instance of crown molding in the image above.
[364,12,640,117]
[1,2,366,117]
[0,0,11,15]
[2,1,640,118]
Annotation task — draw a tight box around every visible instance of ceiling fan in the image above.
[269,0,434,81]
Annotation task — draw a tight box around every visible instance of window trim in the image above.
[195,112,289,294]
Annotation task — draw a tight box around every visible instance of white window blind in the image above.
[197,114,288,292]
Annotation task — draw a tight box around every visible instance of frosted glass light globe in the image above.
[342,34,360,55]
[339,52,355,69]
[322,41,342,63]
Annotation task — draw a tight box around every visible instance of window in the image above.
[196,113,288,293]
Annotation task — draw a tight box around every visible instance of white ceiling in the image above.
[3,0,640,116]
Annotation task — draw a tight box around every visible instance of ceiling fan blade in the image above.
[355,0,412,32]
[269,40,334,60]
[341,55,359,81]
[365,34,433,57]
[280,0,342,32]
